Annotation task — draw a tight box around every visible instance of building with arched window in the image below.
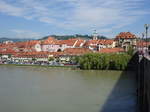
[115,32,137,51]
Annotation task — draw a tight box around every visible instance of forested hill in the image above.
[0,35,108,43]
[40,35,108,40]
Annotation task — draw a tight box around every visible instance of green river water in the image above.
[0,66,137,112]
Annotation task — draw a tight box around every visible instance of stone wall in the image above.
[138,57,150,112]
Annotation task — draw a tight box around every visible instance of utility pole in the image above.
[144,24,149,56]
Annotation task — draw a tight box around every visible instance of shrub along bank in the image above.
[75,53,131,70]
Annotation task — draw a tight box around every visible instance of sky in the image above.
[0,0,150,39]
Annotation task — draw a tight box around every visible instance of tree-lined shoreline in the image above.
[75,53,131,70]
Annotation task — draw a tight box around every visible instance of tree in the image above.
[78,53,131,70]
[127,46,134,56]
[8,54,11,58]
[32,58,36,62]
[48,57,54,62]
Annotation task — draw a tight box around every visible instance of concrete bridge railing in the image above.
[138,56,150,112]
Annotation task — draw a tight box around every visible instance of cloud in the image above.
[11,29,42,39]
[39,17,55,24]
[0,1,25,16]
[0,0,149,36]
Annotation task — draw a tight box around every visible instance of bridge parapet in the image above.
[138,56,150,112]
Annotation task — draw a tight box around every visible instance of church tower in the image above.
[93,30,98,40]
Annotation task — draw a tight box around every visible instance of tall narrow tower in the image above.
[93,30,98,40]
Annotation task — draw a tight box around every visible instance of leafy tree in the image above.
[77,53,131,70]
[48,57,54,62]
[8,54,11,58]
[127,46,134,56]
[32,58,36,62]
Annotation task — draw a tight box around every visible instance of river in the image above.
[0,65,137,112]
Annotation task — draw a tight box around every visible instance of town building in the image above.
[11,48,92,63]
[57,48,92,62]
[115,32,137,51]
[0,33,129,64]
[15,40,42,52]
[137,41,150,55]
[84,39,116,51]
[41,37,85,52]
[40,37,59,52]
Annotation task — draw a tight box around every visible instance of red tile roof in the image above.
[104,40,114,45]
[13,51,65,58]
[41,38,85,47]
[0,42,18,55]
[63,48,92,55]
[74,39,85,47]
[15,40,40,48]
[137,41,150,47]
[56,38,77,46]
[99,48,125,53]
[41,37,57,45]
[0,48,16,55]
[84,39,114,46]
[14,52,50,58]
[115,32,136,39]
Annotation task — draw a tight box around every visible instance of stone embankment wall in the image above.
[138,57,150,112]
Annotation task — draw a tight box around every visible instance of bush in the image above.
[48,57,54,61]
[76,53,131,70]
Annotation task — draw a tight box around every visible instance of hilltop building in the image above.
[115,32,137,51]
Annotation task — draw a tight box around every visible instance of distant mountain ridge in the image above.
[0,35,108,43]
[40,35,108,40]
[0,37,34,43]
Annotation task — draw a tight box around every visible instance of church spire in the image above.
[93,30,98,40]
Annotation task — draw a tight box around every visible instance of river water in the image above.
[0,66,137,112]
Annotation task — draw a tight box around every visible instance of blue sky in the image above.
[0,0,150,39]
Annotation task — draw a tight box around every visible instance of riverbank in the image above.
[0,64,77,69]
[0,64,132,71]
